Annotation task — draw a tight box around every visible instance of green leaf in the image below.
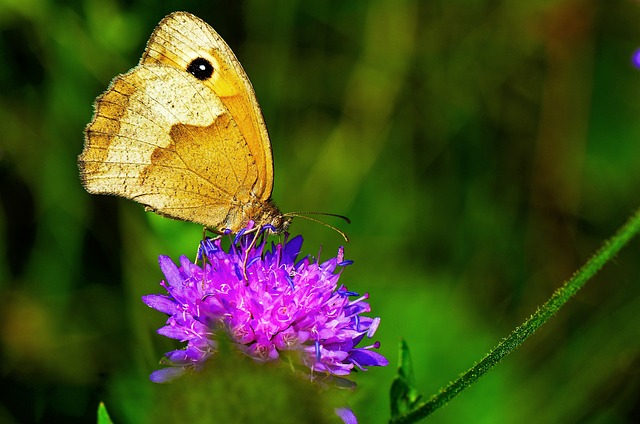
[97,402,114,424]
[390,339,422,418]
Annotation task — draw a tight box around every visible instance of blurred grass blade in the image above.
[390,339,422,418]
[97,402,113,424]
[389,208,640,423]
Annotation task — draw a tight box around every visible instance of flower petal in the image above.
[283,235,303,263]
[149,367,186,383]
[158,256,182,287]
[350,349,389,368]
[335,407,358,424]
[141,294,176,315]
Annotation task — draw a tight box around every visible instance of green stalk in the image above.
[390,208,640,423]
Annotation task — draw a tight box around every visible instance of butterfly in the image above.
[78,11,290,234]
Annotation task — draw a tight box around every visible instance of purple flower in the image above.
[633,48,640,69]
[335,407,358,424]
[142,223,388,384]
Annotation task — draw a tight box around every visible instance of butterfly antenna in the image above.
[289,212,351,224]
[284,212,350,242]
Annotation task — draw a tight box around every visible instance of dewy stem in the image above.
[390,208,640,424]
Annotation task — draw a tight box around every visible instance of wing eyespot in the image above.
[187,57,214,80]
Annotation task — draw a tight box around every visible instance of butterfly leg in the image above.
[196,226,227,289]
[194,226,226,263]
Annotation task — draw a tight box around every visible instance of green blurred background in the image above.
[1,0,640,422]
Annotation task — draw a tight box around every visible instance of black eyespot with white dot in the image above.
[186,57,214,80]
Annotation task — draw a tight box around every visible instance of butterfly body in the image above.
[78,11,289,233]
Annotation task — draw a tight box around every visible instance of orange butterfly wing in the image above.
[79,12,284,232]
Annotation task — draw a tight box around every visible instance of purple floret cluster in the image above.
[143,224,388,383]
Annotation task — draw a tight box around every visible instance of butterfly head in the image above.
[248,198,291,235]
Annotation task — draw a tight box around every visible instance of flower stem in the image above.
[390,208,640,424]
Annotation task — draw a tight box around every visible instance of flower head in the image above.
[142,223,388,383]
[633,47,640,69]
